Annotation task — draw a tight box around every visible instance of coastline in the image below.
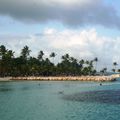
[0,77,12,82]
[9,74,120,82]
[0,74,119,82]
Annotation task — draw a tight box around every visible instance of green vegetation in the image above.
[0,45,117,77]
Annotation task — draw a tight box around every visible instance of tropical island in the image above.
[0,45,120,81]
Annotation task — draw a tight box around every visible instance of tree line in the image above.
[0,45,119,77]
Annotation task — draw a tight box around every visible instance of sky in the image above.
[0,0,120,71]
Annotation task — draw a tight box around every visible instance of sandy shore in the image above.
[10,74,120,82]
[0,77,12,81]
[0,74,119,82]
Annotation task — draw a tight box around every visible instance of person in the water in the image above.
[100,83,102,86]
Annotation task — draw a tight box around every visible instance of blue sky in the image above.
[0,0,120,70]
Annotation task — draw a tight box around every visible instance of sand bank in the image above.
[11,74,120,82]
[0,77,12,81]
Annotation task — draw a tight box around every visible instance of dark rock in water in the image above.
[62,89,120,105]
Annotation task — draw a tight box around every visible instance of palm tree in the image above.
[85,60,89,65]
[94,57,98,71]
[0,45,15,76]
[79,59,84,65]
[0,45,7,76]
[113,62,118,73]
[7,50,14,59]
[61,54,69,61]
[6,50,15,75]
[21,45,31,60]
[70,57,75,62]
[50,52,56,64]
[0,45,7,56]
[20,46,31,76]
[79,59,84,71]
[38,50,44,61]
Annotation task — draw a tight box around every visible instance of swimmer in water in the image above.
[100,83,102,86]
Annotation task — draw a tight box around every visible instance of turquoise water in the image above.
[0,80,120,120]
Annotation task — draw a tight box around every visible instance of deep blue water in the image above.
[0,79,120,120]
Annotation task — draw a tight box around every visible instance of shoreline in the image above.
[0,77,12,82]
[0,74,119,82]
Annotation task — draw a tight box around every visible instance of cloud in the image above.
[1,28,120,70]
[0,0,120,29]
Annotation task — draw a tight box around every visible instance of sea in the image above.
[0,79,120,120]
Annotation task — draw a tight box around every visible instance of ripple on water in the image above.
[62,89,120,105]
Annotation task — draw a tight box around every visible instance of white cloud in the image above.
[46,0,91,5]
[1,28,120,70]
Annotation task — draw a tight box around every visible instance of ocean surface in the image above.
[0,79,120,120]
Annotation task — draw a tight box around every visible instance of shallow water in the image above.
[0,79,120,120]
